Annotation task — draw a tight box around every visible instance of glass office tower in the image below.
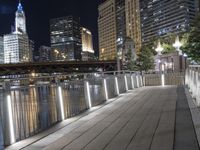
[50,16,82,61]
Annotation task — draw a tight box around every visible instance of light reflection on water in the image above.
[0,82,89,145]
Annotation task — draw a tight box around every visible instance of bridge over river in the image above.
[1,67,200,150]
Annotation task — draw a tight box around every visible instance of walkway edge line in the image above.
[185,86,200,148]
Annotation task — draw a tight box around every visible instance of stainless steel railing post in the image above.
[84,81,92,109]
[3,80,15,145]
[56,78,65,121]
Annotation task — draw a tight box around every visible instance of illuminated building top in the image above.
[15,0,26,33]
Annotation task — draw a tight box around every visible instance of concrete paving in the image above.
[6,86,200,150]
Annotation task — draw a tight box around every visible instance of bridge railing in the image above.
[186,65,200,105]
[0,71,143,147]
[143,72,185,86]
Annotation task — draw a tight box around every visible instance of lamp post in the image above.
[155,40,164,56]
[155,40,164,72]
[173,36,182,55]
[173,36,183,72]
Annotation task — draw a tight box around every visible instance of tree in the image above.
[136,44,155,72]
[123,49,138,71]
[181,13,200,62]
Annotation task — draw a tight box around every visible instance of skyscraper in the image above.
[50,16,82,61]
[4,1,31,63]
[98,0,140,60]
[116,0,126,59]
[4,34,30,63]
[81,27,95,61]
[125,0,141,53]
[140,0,199,43]
[98,0,117,60]
[0,37,3,64]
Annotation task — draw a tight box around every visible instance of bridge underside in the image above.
[6,86,199,150]
[0,61,117,76]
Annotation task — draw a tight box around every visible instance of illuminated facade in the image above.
[15,1,26,34]
[4,2,31,63]
[140,0,199,43]
[98,0,117,60]
[4,34,29,63]
[125,0,141,53]
[81,27,94,61]
[0,37,3,63]
[98,0,141,60]
[50,16,82,61]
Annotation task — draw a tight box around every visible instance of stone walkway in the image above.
[6,86,200,150]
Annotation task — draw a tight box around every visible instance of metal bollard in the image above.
[56,78,65,121]
[131,74,135,89]
[102,78,108,100]
[124,75,128,91]
[84,81,92,108]
[136,75,139,88]
[114,76,120,95]
[3,80,15,145]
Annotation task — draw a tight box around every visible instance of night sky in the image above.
[0,0,101,55]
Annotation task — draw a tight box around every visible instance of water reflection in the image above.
[0,82,89,145]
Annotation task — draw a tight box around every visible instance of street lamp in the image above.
[173,36,182,55]
[155,40,165,86]
[155,40,164,56]
[155,40,164,72]
[173,36,185,72]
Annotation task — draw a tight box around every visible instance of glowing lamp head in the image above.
[173,36,182,48]
[155,40,163,55]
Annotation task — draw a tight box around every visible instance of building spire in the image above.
[17,0,23,12]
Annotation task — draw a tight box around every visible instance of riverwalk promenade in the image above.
[6,85,200,150]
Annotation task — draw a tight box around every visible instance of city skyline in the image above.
[0,0,100,55]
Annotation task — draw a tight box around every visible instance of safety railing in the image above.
[144,72,185,86]
[186,65,200,105]
[0,71,143,147]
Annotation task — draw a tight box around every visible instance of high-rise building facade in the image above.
[98,0,140,60]
[81,27,95,61]
[4,2,31,63]
[116,0,126,58]
[125,0,141,53]
[140,0,199,43]
[39,46,51,62]
[98,0,117,60]
[0,37,3,64]
[50,16,82,61]
[4,33,29,63]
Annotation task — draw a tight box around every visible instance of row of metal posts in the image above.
[0,73,144,147]
[186,66,200,105]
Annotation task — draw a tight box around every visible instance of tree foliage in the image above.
[123,44,155,72]
[136,44,155,72]
[181,13,200,63]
